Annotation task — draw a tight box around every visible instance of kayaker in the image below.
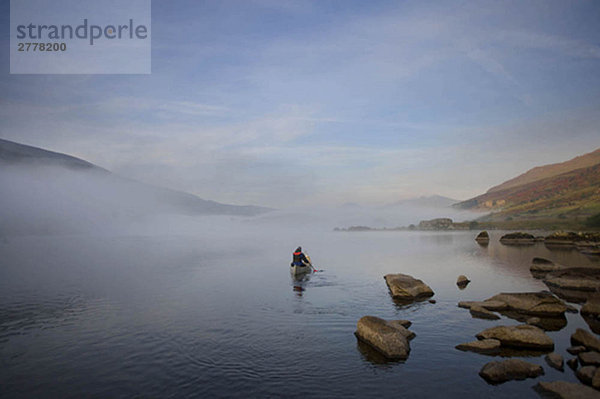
[291,246,310,267]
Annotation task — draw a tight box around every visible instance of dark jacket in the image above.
[292,250,309,266]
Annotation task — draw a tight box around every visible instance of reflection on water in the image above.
[1,230,599,398]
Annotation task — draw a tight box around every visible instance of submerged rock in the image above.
[500,232,535,245]
[530,257,564,276]
[545,352,564,371]
[384,273,434,301]
[475,231,490,245]
[457,275,470,289]
[572,329,600,353]
[470,305,500,320]
[354,316,414,360]
[476,325,554,351]
[455,339,501,354]
[479,359,544,384]
[534,381,600,398]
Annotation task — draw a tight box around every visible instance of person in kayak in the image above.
[291,246,311,267]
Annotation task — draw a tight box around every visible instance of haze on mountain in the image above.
[0,138,270,235]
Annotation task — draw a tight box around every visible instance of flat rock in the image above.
[577,366,597,386]
[500,232,535,245]
[546,352,565,371]
[486,292,567,317]
[593,368,600,390]
[544,269,600,292]
[470,305,501,320]
[534,381,600,398]
[384,273,434,301]
[458,300,508,311]
[476,325,554,350]
[456,339,501,354]
[479,359,544,384]
[355,316,413,360]
[527,317,542,326]
[582,297,600,319]
[531,257,564,274]
[572,329,600,353]
[579,352,600,366]
[569,346,589,355]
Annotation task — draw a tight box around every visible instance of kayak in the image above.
[290,263,312,276]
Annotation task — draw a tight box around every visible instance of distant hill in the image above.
[386,195,459,208]
[0,138,271,223]
[454,147,600,225]
[487,148,600,193]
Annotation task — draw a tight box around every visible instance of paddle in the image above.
[304,252,323,272]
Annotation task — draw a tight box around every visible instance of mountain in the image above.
[454,148,600,225]
[0,138,271,234]
[386,195,459,208]
[487,148,600,193]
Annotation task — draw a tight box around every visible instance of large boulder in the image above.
[455,339,501,354]
[476,325,554,351]
[534,381,600,398]
[572,329,600,353]
[354,316,414,360]
[384,273,434,301]
[485,292,568,317]
[479,359,544,384]
[500,232,535,245]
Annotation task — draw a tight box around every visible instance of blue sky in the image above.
[1,0,600,207]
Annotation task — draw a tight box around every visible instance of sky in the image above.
[1,0,600,208]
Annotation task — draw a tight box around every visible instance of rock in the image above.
[479,359,544,384]
[567,304,579,313]
[579,352,600,366]
[569,346,588,355]
[476,325,554,350]
[475,231,490,244]
[457,275,470,288]
[531,257,564,275]
[455,339,501,354]
[485,292,568,317]
[384,273,434,301]
[458,300,509,311]
[544,268,600,293]
[582,297,600,319]
[534,381,600,398]
[354,316,413,360]
[388,319,412,328]
[545,352,564,371]
[428,299,436,304]
[572,329,600,353]
[593,368,600,390]
[500,232,535,245]
[470,305,501,320]
[527,317,542,326]
[577,366,597,386]
[567,358,579,370]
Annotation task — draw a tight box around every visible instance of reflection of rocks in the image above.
[457,275,470,289]
[479,359,543,384]
[500,232,535,245]
[456,339,501,354]
[475,231,490,245]
[384,273,434,301]
[354,316,414,360]
[476,325,554,351]
[470,305,500,320]
[534,381,600,398]
[571,329,600,353]
[545,352,564,371]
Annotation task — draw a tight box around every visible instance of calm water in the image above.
[1,227,599,398]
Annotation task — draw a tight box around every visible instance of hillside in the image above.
[454,148,600,227]
[487,148,600,193]
[0,138,270,234]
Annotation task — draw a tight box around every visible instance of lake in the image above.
[1,226,599,398]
